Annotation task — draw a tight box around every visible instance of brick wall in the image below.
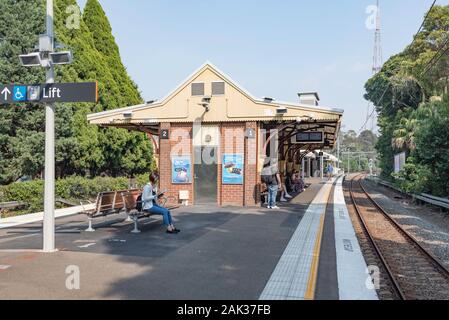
[159,121,260,207]
[159,123,194,205]
[219,123,245,206]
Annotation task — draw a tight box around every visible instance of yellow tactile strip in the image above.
[260,180,334,300]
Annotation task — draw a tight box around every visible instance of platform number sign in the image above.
[246,128,255,139]
[160,129,170,140]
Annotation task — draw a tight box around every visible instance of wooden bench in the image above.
[121,191,180,234]
[80,189,140,232]
[0,201,27,219]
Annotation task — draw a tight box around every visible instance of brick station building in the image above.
[87,63,343,207]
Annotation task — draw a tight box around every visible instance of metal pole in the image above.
[337,135,340,171]
[320,155,324,180]
[347,153,350,175]
[43,0,56,253]
[301,157,305,180]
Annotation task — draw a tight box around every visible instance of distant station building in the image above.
[87,63,343,206]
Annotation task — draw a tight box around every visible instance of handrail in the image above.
[366,176,449,210]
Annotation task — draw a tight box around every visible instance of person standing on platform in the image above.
[262,161,282,210]
[327,164,334,180]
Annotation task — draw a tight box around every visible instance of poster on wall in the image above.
[222,154,244,185]
[172,156,192,184]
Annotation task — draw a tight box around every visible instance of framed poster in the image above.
[222,154,244,185]
[172,156,192,184]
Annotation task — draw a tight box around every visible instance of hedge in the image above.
[0,174,150,217]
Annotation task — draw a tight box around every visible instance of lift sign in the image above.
[0,82,98,104]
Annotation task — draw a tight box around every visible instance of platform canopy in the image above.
[87,62,344,149]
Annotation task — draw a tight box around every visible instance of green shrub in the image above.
[0,174,150,217]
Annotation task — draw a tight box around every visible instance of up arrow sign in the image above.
[1,87,11,100]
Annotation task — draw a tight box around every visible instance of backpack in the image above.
[262,174,274,185]
[136,194,143,212]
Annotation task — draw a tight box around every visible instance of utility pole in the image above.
[43,0,56,253]
[347,153,350,175]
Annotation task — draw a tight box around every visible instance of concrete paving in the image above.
[259,178,334,300]
[0,181,324,300]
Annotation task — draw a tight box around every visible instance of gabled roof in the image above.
[87,61,343,122]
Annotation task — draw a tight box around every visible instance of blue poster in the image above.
[172,156,192,184]
[222,154,244,185]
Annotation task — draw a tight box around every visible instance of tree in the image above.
[340,130,378,173]
[365,4,449,182]
[0,0,155,184]
[81,0,154,176]
[0,0,46,184]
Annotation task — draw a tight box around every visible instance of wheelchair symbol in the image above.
[13,86,27,102]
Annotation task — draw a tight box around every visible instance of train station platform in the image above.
[0,177,377,300]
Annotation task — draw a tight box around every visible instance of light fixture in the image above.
[123,111,133,119]
[49,51,73,65]
[19,52,43,67]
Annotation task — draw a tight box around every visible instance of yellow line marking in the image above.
[304,184,332,300]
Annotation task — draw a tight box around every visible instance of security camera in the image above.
[198,102,210,112]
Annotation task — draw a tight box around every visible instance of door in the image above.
[194,146,218,204]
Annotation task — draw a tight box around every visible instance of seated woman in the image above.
[294,171,305,193]
[142,172,180,234]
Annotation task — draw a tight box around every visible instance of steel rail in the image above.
[358,175,449,279]
[349,174,406,300]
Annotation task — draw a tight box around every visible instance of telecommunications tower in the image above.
[365,0,383,132]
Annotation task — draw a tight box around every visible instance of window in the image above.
[191,83,204,96]
[212,82,225,95]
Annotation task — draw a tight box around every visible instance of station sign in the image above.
[291,131,325,144]
[0,82,98,104]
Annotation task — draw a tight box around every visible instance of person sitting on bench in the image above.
[142,172,180,234]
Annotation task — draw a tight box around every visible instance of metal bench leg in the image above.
[85,217,95,232]
[131,216,141,234]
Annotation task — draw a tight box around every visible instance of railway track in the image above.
[348,174,449,300]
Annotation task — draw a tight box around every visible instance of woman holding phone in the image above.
[142,172,180,234]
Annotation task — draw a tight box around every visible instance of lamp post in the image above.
[19,0,72,253]
[43,0,55,253]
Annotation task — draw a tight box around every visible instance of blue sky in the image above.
[77,0,449,132]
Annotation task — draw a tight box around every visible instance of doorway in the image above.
[194,146,218,204]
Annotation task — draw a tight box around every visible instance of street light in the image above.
[19,52,44,67]
[50,51,73,65]
[18,0,72,253]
